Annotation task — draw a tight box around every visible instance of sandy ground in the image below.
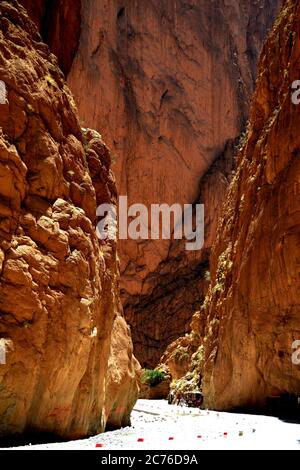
[5,399,300,450]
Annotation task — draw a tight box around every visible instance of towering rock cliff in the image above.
[169,0,300,410]
[0,1,139,439]
[66,0,280,367]
[19,0,280,367]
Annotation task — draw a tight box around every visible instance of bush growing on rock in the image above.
[141,369,166,388]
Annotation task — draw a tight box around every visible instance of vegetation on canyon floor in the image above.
[141,369,166,388]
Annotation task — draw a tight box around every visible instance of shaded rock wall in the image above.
[0,1,139,439]
[19,0,280,367]
[66,0,280,366]
[168,0,300,410]
[19,0,81,75]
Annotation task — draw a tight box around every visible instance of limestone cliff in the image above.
[168,0,300,410]
[0,1,139,439]
[19,0,280,367]
[66,0,280,367]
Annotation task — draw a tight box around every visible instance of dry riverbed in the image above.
[6,399,300,450]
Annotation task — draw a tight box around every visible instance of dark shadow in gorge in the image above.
[0,431,65,448]
[125,258,210,369]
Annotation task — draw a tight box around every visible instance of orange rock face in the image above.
[0,1,139,439]
[65,0,279,366]
[169,0,300,410]
[105,315,141,430]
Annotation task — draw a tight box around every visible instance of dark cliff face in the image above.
[19,0,81,75]
[0,0,139,439]
[168,0,300,410]
[19,0,280,367]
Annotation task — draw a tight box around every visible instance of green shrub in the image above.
[141,369,166,387]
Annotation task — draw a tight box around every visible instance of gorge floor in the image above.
[6,400,300,450]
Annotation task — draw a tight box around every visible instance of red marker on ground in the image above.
[95,443,104,448]
[223,432,228,437]
[168,437,174,441]
[137,438,144,442]
[197,435,202,439]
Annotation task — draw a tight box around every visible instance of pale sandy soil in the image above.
[5,399,300,450]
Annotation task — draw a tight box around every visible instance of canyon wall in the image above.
[19,0,81,75]
[169,0,300,410]
[66,0,280,367]
[19,0,280,367]
[0,1,139,439]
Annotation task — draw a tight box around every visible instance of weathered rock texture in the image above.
[140,379,171,400]
[19,0,81,75]
[18,0,280,367]
[168,0,300,410]
[65,0,279,367]
[0,1,139,439]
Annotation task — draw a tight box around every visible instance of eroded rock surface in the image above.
[66,0,279,367]
[19,0,81,75]
[18,0,280,367]
[167,0,300,410]
[0,1,139,439]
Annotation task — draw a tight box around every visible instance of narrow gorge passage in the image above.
[0,0,299,454]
